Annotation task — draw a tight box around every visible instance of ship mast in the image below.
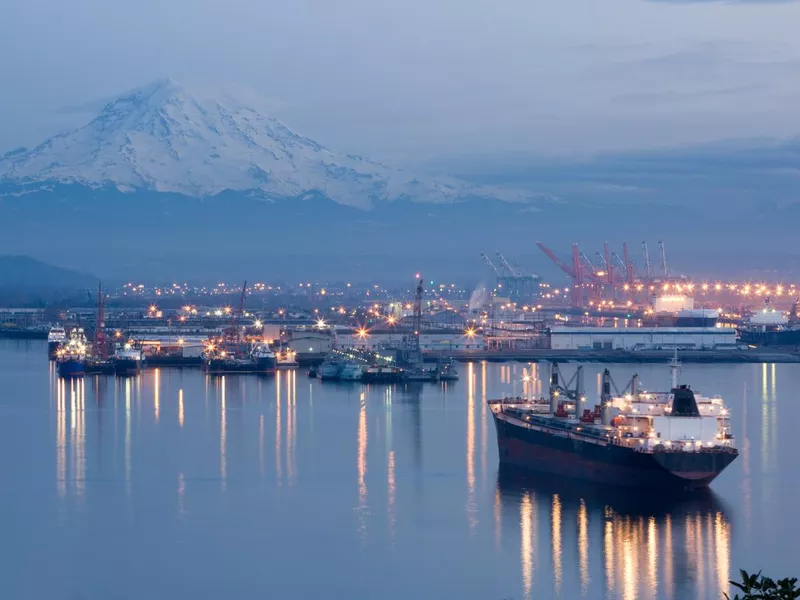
[669,349,680,389]
[93,281,107,359]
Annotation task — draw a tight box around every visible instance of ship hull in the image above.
[254,356,278,373]
[362,369,403,383]
[57,358,85,378]
[738,328,800,347]
[113,358,142,376]
[493,414,737,490]
[204,359,257,374]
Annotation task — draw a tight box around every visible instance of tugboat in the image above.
[56,328,87,377]
[250,342,278,373]
[47,326,67,359]
[489,359,738,490]
[437,357,460,381]
[112,341,145,376]
[276,347,299,370]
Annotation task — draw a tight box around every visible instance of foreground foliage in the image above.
[726,570,800,600]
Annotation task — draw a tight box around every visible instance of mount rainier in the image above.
[0,79,530,209]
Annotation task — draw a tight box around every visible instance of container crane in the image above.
[622,242,635,286]
[495,251,518,277]
[642,242,653,279]
[659,241,669,278]
[481,251,540,300]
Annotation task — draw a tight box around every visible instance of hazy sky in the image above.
[2,0,800,163]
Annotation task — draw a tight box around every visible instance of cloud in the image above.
[647,0,798,3]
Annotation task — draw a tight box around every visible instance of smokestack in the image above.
[631,374,639,397]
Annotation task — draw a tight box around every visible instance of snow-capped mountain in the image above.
[0,79,531,209]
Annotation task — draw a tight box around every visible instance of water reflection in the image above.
[498,467,732,600]
[388,450,396,541]
[154,368,160,423]
[466,362,477,534]
[276,370,282,484]
[356,392,368,543]
[178,389,184,428]
[56,378,66,498]
[125,376,132,495]
[220,375,227,491]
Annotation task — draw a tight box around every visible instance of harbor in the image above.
[2,336,798,600]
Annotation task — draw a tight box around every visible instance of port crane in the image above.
[222,280,247,347]
[481,250,540,300]
[86,281,108,359]
[402,276,424,368]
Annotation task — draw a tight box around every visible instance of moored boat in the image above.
[47,326,67,359]
[55,328,88,377]
[112,341,145,376]
[317,358,343,380]
[362,364,404,383]
[489,361,737,490]
[339,361,364,381]
[437,357,459,381]
[250,342,278,373]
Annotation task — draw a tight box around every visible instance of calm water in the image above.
[1,339,797,600]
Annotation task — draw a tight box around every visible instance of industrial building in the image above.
[549,327,737,351]
[338,330,486,352]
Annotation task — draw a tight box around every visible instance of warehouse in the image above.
[549,327,737,351]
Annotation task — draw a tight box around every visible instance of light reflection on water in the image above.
[4,342,800,599]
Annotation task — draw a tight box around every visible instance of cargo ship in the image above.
[55,328,88,377]
[489,360,737,490]
[112,341,145,376]
[738,297,800,347]
[47,326,67,359]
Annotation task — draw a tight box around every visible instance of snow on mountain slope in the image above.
[0,79,534,208]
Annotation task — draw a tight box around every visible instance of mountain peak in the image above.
[102,78,188,111]
[0,80,533,208]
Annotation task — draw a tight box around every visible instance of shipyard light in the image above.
[254,320,263,329]
[317,319,326,328]
[177,338,185,346]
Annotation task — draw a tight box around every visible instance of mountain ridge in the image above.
[0,79,537,209]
